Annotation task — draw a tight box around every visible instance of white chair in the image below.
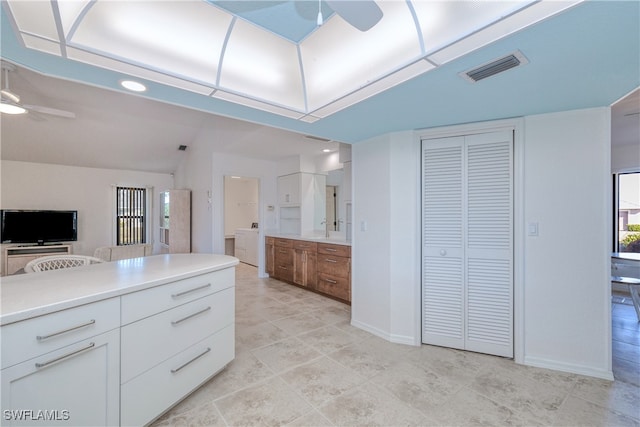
[24,255,105,273]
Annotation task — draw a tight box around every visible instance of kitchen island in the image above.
[1,253,238,426]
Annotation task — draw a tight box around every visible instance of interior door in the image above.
[422,130,513,358]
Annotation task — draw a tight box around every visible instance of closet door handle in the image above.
[35,342,95,368]
[171,307,211,325]
[171,283,211,298]
[171,347,211,373]
[36,319,96,341]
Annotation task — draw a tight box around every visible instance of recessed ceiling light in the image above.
[120,80,147,92]
[322,148,332,153]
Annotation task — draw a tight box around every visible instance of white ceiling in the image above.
[0,64,339,173]
[0,1,638,174]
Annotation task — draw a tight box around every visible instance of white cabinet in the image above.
[234,228,258,266]
[2,245,72,276]
[277,173,326,235]
[120,269,235,426]
[1,299,120,427]
[278,174,301,206]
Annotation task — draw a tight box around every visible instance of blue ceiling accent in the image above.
[1,1,639,144]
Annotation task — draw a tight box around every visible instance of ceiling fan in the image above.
[1,62,76,119]
[214,0,383,32]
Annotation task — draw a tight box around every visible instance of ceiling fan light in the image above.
[0,102,27,115]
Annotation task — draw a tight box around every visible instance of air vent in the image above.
[304,135,331,142]
[178,145,188,151]
[461,51,529,83]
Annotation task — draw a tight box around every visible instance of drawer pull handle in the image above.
[324,248,338,252]
[324,279,338,284]
[171,347,211,373]
[279,266,288,270]
[279,249,288,253]
[35,342,95,368]
[325,258,337,263]
[171,283,211,298]
[171,307,212,325]
[36,319,96,341]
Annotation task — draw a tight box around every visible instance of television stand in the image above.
[2,244,72,276]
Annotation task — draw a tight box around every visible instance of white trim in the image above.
[524,356,614,381]
[414,117,524,363]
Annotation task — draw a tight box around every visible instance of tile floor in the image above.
[153,263,640,426]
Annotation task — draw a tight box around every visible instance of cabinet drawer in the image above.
[265,236,274,245]
[274,238,293,248]
[1,329,121,427]
[293,241,317,251]
[121,287,234,384]
[316,273,350,301]
[317,255,350,278]
[121,268,234,325]
[318,243,351,257]
[1,298,120,369]
[121,325,234,427]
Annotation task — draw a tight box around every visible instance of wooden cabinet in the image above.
[273,238,294,283]
[1,298,120,426]
[317,243,351,302]
[265,237,275,276]
[160,189,191,253]
[266,237,350,303]
[293,240,317,288]
[2,244,72,276]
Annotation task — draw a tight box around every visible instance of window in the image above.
[116,186,147,245]
[614,172,640,253]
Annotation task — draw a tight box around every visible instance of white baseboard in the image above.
[524,356,614,380]
[350,320,419,346]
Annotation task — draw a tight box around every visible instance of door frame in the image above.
[415,117,525,364]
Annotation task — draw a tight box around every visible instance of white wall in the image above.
[351,108,613,379]
[173,139,214,253]
[522,108,612,379]
[612,143,640,172]
[1,160,174,259]
[224,176,259,235]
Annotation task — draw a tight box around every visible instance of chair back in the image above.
[25,255,105,273]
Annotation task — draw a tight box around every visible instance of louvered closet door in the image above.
[422,131,513,358]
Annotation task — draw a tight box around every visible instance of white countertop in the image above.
[265,232,351,246]
[0,254,239,326]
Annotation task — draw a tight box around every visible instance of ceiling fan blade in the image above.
[23,104,76,119]
[325,0,383,31]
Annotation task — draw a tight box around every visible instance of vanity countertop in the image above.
[0,253,239,326]
[265,232,351,246]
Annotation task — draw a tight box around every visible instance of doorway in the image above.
[223,176,259,267]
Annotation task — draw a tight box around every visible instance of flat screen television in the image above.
[0,210,78,245]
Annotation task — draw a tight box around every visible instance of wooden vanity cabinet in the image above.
[293,241,317,288]
[265,237,275,276]
[273,238,294,282]
[317,243,351,302]
[266,237,351,303]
